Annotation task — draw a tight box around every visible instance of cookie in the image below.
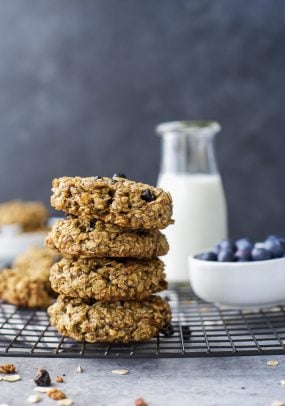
[48,295,171,343]
[0,200,48,231]
[50,176,173,230]
[50,257,167,301]
[13,246,60,271]
[0,247,59,308]
[45,218,169,258]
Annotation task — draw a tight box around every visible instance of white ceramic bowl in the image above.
[0,217,61,263]
[0,231,47,263]
[188,255,285,308]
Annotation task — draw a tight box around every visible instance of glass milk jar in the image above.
[157,121,228,282]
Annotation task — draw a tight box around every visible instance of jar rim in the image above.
[156,120,221,135]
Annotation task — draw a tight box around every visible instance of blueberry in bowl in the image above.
[189,235,285,308]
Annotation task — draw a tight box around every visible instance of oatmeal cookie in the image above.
[13,246,60,271]
[0,200,48,231]
[0,247,58,308]
[50,176,173,230]
[45,218,169,258]
[48,295,171,342]
[50,257,167,301]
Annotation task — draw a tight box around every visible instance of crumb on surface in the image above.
[135,398,148,406]
[47,388,66,400]
[0,363,16,374]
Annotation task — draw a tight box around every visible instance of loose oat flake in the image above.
[34,387,52,393]
[27,394,42,403]
[281,380,285,386]
[3,374,21,382]
[267,360,279,367]
[271,401,285,406]
[75,365,83,373]
[112,369,129,375]
[55,376,64,383]
[58,399,73,406]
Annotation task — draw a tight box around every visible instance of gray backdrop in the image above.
[0,0,284,239]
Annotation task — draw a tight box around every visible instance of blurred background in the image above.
[0,0,284,239]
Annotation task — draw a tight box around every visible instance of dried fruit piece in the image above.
[267,360,279,367]
[27,394,42,403]
[75,365,83,373]
[0,364,16,374]
[3,374,21,382]
[59,399,73,406]
[111,369,129,375]
[135,398,148,406]
[47,388,66,400]
[141,189,155,202]
[34,368,51,386]
[55,376,64,383]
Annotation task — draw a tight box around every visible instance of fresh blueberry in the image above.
[213,242,221,254]
[218,248,235,262]
[264,236,284,258]
[219,239,237,252]
[195,252,217,261]
[279,237,285,250]
[235,238,253,251]
[251,247,272,261]
[235,248,252,262]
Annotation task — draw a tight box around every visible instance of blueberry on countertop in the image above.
[235,248,252,262]
[251,247,272,261]
[264,235,284,258]
[218,248,235,262]
[235,238,253,251]
[195,252,217,261]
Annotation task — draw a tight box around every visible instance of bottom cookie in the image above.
[48,295,171,343]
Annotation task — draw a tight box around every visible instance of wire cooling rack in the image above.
[1,286,285,358]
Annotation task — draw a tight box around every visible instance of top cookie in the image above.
[51,175,173,230]
[0,200,48,231]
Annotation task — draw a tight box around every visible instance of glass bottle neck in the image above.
[157,121,220,175]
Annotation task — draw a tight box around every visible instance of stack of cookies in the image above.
[46,174,173,343]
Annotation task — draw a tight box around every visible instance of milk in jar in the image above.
[156,121,228,282]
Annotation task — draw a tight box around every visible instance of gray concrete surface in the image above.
[1,355,285,405]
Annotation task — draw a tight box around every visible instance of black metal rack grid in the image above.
[1,286,285,358]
